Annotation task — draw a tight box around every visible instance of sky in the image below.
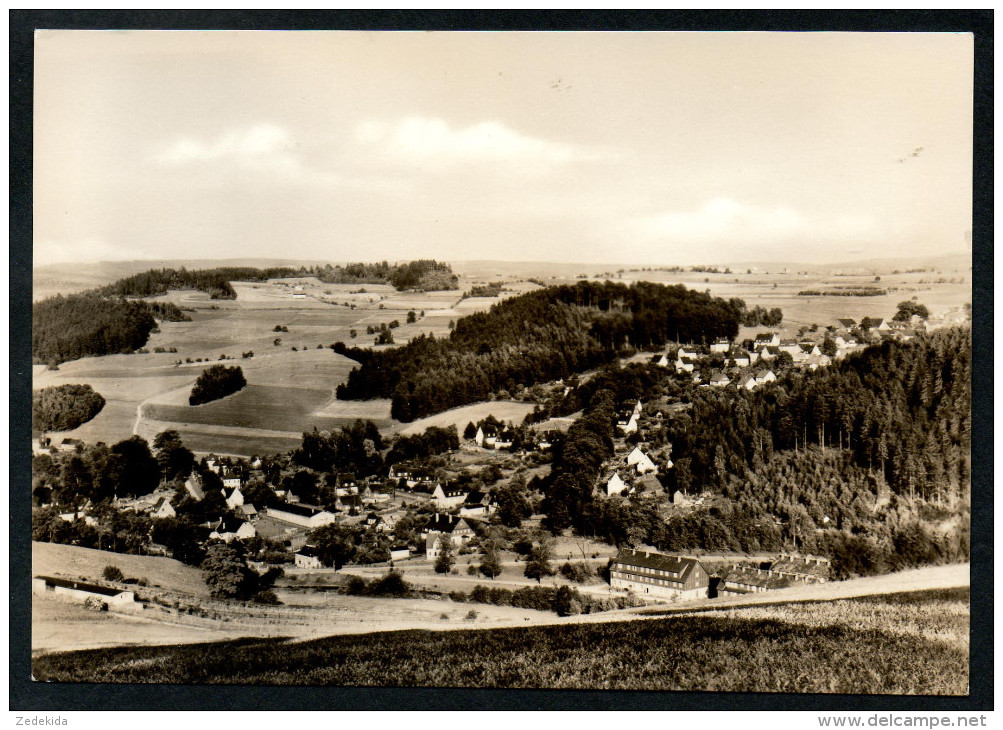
[33,30,974,267]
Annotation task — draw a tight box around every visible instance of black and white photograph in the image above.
[18,19,985,705]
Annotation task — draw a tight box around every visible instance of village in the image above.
[31,312,927,619]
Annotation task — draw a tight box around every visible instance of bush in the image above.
[559,561,595,583]
[102,565,124,582]
[448,591,468,603]
[466,564,479,575]
[465,609,479,620]
[252,590,281,605]
[369,571,411,597]
[344,576,368,596]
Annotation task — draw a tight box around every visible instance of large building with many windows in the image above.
[609,548,709,601]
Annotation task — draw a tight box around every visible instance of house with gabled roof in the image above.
[709,371,731,387]
[475,425,498,448]
[754,369,777,385]
[152,496,176,519]
[424,513,475,560]
[494,430,515,450]
[431,482,469,509]
[609,548,709,601]
[675,356,697,374]
[837,318,857,330]
[459,489,493,516]
[754,332,781,348]
[605,472,628,497]
[223,486,244,510]
[626,446,657,475]
[737,374,758,391]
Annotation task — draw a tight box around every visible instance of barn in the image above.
[32,575,136,609]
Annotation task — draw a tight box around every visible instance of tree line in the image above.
[337,281,747,421]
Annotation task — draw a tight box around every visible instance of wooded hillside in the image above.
[337,281,744,421]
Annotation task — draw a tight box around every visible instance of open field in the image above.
[31,586,969,692]
[145,385,353,433]
[393,400,536,436]
[135,419,304,457]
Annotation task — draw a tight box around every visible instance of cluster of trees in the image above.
[314,260,458,291]
[96,266,302,300]
[189,365,247,406]
[740,304,784,327]
[337,281,746,422]
[200,541,282,602]
[32,384,106,432]
[33,294,159,365]
[292,420,385,475]
[385,425,459,465]
[894,300,930,321]
[541,389,618,533]
[462,282,504,298]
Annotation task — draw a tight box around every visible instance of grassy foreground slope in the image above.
[32,588,967,694]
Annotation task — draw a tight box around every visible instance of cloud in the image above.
[153,123,305,176]
[356,116,611,171]
[636,197,808,242]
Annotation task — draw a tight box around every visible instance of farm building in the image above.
[494,430,515,450]
[237,504,258,520]
[33,575,136,609]
[294,545,324,569]
[609,549,709,601]
[424,513,475,560]
[266,502,338,529]
[390,546,411,562]
[209,516,256,542]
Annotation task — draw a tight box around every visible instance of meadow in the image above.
[144,384,381,433]
[31,587,969,693]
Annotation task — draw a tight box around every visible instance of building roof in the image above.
[270,501,327,518]
[754,333,777,343]
[35,575,127,597]
[613,549,703,581]
[296,544,320,558]
[838,318,857,328]
[426,513,470,533]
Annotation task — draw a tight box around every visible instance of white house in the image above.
[294,545,324,569]
[224,487,244,510]
[737,374,758,391]
[626,447,657,474]
[431,483,469,509]
[605,472,628,497]
[754,369,777,386]
[754,332,781,348]
[152,496,176,519]
[709,371,731,387]
[710,337,730,353]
